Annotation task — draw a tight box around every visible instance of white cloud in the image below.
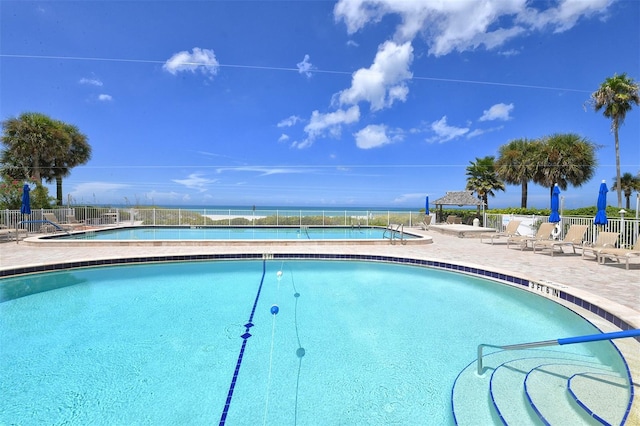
[427,116,469,143]
[98,94,113,102]
[277,115,302,127]
[334,0,611,56]
[466,125,504,139]
[346,40,360,47]
[393,193,426,203]
[498,48,521,57]
[354,124,402,149]
[297,54,314,78]
[479,103,514,121]
[79,77,103,86]
[172,173,217,192]
[68,182,130,202]
[215,166,313,176]
[296,106,361,149]
[163,47,219,78]
[278,134,290,143]
[517,0,611,33]
[337,40,413,111]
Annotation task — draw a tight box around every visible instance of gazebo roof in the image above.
[433,191,482,206]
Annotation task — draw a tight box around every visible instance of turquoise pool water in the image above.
[0,260,627,424]
[50,226,417,241]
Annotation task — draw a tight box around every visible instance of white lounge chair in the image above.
[480,220,521,245]
[598,234,640,269]
[532,224,588,256]
[0,225,28,241]
[43,213,83,232]
[581,231,620,260]
[419,216,432,230]
[507,222,555,251]
[66,214,88,228]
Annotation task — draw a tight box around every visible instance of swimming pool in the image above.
[0,259,632,424]
[30,226,425,246]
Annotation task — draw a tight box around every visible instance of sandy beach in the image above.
[204,214,267,221]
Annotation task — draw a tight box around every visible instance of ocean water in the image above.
[110,204,419,213]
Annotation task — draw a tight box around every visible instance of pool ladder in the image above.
[383,224,406,245]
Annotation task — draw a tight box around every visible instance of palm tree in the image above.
[590,73,639,207]
[610,172,640,210]
[1,112,70,183]
[495,138,541,208]
[533,133,598,197]
[465,156,505,209]
[42,122,91,205]
[1,112,91,205]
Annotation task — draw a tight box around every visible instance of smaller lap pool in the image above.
[33,226,425,246]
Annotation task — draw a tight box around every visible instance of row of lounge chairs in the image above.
[482,220,640,270]
[0,213,87,241]
[0,226,28,241]
[41,213,87,232]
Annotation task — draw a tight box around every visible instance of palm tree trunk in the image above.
[31,153,41,184]
[521,180,528,208]
[56,176,63,206]
[614,119,622,208]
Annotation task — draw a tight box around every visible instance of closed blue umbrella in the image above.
[425,196,430,215]
[594,180,608,226]
[549,184,561,223]
[20,184,31,216]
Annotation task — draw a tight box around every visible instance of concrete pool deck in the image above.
[1,227,638,422]
[2,226,637,318]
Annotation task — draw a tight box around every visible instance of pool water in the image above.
[0,260,627,424]
[52,226,417,241]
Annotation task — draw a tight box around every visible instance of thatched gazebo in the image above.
[433,191,482,223]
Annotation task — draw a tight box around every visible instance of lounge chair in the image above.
[532,224,588,256]
[446,215,462,225]
[507,222,555,251]
[480,220,521,245]
[419,216,432,230]
[597,234,640,270]
[1,226,18,241]
[67,214,86,227]
[42,213,82,232]
[0,225,29,241]
[581,231,620,260]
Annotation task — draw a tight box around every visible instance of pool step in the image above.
[490,356,604,425]
[451,349,631,425]
[569,372,631,424]
[526,364,630,425]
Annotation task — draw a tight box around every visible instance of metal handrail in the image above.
[477,329,640,375]
[384,223,404,244]
[18,219,71,236]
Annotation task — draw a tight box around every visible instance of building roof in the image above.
[433,191,482,206]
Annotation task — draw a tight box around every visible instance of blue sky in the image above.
[1,0,638,209]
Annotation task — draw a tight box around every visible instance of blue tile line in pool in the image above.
[0,253,636,342]
[219,259,267,425]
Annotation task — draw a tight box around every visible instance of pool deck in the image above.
[1,226,639,422]
[2,226,637,319]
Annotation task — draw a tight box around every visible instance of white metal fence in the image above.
[4,207,637,248]
[2,207,423,232]
[484,213,640,249]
